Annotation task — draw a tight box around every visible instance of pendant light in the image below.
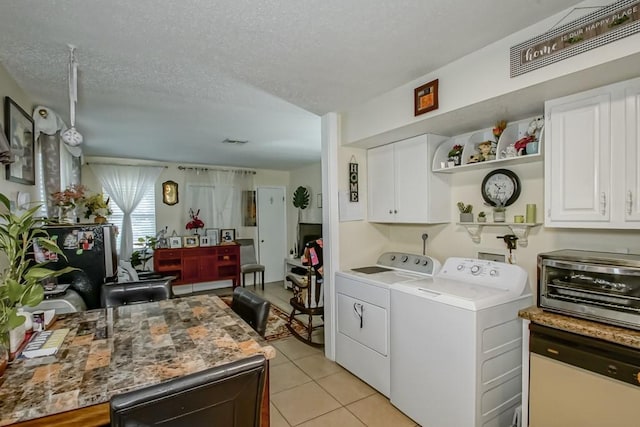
[61,45,83,146]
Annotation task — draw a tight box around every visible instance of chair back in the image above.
[237,238,258,265]
[231,287,271,337]
[110,354,267,427]
[101,279,173,308]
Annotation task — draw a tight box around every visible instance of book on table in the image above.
[20,328,70,358]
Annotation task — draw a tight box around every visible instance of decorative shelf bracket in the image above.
[461,224,484,244]
[457,223,540,246]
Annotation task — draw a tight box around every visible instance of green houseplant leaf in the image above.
[0,192,77,347]
[292,186,310,210]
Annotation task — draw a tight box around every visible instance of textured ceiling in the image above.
[0,0,584,170]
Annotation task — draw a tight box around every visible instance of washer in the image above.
[335,252,440,397]
[390,257,532,427]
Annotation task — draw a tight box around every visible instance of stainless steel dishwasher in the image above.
[528,324,640,427]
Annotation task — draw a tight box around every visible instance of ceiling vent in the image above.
[222,138,248,145]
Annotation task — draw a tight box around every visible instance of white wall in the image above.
[334,0,640,296]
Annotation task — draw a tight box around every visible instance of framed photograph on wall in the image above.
[4,97,35,185]
[169,236,182,248]
[220,228,235,244]
[414,79,439,116]
[183,235,199,248]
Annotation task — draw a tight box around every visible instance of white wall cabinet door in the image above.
[545,76,640,229]
[545,90,611,225]
[367,143,396,222]
[367,134,449,224]
[625,83,640,222]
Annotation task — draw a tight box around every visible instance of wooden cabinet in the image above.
[154,245,240,287]
[367,134,449,223]
[545,76,640,228]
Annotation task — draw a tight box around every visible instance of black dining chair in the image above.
[101,278,173,308]
[231,287,271,337]
[110,354,267,427]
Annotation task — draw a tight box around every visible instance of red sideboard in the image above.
[153,245,241,287]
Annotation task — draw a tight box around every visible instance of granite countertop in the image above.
[519,306,640,349]
[0,294,275,426]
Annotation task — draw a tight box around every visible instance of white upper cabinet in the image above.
[545,76,640,228]
[367,134,449,223]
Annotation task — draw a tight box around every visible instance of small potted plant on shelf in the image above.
[457,202,473,222]
[492,203,506,222]
[448,144,463,166]
[477,211,487,223]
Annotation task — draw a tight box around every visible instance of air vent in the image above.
[222,138,248,144]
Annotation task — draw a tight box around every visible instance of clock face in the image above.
[481,169,521,207]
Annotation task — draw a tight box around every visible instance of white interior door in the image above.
[257,187,286,283]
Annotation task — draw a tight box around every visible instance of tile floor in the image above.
[203,282,417,425]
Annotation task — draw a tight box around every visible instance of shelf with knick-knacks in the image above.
[456,222,542,246]
[432,115,544,173]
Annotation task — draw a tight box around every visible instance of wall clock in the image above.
[481,169,521,207]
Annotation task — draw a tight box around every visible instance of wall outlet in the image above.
[477,252,506,263]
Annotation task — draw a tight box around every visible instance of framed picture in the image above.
[4,97,35,185]
[220,228,235,243]
[205,228,219,245]
[162,180,179,205]
[199,236,210,247]
[414,79,439,116]
[243,190,257,226]
[169,236,182,248]
[183,235,199,248]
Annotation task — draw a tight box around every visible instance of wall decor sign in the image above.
[162,180,179,205]
[349,157,359,202]
[511,0,640,77]
[414,79,439,116]
[4,97,35,185]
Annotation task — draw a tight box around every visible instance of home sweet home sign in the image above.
[511,0,640,77]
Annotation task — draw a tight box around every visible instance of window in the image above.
[105,187,156,254]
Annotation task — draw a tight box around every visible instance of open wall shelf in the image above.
[433,116,544,173]
[456,222,542,246]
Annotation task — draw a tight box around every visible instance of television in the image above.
[298,223,322,256]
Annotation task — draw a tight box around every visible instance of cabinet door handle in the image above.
[353,303,364,328]
[389,209,393,214]
[394,209,398,214]
[600,192,607,215]
[627,191,633,215]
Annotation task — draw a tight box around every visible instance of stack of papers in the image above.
[20,328,70,358]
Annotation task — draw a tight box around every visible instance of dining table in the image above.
[0,294,276,426]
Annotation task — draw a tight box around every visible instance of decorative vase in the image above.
[493,210,506,222]
[57,205,76,224]
[478,216,486,223]
[94,214,107,224]
[526,141,539,155]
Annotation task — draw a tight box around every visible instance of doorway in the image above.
[257,187,286,283]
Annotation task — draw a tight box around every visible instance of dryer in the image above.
[335,252,440,396]
[390,257,532,427]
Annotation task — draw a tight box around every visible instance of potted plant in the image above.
[477,211,487,223]
[130,235,158,271]
[493,203,506,222]
[83,192,112,224]
[457,202,473,222]
[0,193,74,373]
[50,184,86,224]
[292,186,310,254]
[448,144,463,166]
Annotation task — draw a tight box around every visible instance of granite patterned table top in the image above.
[519,306,640,350]
[0,294,276,426]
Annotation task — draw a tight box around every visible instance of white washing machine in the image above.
[390,257,532,427]
[335,252,440,397]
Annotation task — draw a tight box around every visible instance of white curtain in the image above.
[184,169,254,231]
[89,164,163,260]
